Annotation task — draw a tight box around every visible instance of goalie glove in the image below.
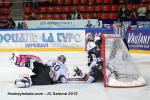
[73,67,85,78]
[73,67,81,76]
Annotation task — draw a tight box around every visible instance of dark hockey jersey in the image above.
[88,46,101,66]
[31,61,54,85]
[88,46,100,58]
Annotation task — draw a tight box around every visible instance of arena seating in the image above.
[23,15,30,20]
[57,0,64,5]
[0,0,11,21]
[24,7,32,14]
[0,0,149,20]
[64,6,72,13]
[73,0,80,5]
[48,6,55,13]
[111,5,119,12]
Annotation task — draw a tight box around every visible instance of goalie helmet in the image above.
[57,55,66,64]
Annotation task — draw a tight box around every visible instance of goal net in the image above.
[101,34,146,88]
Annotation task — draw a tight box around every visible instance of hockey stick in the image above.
[68,78,84,81]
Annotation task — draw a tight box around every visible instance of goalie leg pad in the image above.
[15,77,32,88]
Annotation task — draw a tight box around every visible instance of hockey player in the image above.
[74,39,103,83]
[10,51,43,69]
[15,55,69,88]
[46,55,69,84]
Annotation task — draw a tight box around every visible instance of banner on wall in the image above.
[0,29,85,51]
[137,21,150,28]
[103,21,132,28]
[15,19,99,29]
[126,30,150,50]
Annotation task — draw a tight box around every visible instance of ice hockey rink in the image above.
[0,52,150,100]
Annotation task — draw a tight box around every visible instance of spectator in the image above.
[117,5,129,20]
[65,14,71,20]
[129,5,138,18]
[29,13,36,20]
[21,22,28,29]
[8,18,16,29]
[17,22,28,29]
[86,20,94,28]
[17,22,23,29]
[137,3,147,19]
[71,10,82,20]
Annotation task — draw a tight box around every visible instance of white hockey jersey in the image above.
[46,60,69,82]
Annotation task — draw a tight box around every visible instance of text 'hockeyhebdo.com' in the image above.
[7,91,78,96]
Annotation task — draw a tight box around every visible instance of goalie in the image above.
[12,54,69,88]
[74,39,103,83]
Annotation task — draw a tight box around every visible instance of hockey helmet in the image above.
[57,55,66,64]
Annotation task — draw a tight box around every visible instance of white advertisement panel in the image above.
[0,29,85,51]
[15,19,99,28]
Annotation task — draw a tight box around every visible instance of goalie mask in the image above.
[57,55,66,64]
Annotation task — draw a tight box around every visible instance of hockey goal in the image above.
[101,34,146,88]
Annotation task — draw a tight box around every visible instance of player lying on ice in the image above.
[10,53,69,88]
[74,39,104,83]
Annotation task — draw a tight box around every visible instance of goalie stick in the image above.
[68,78,84,81]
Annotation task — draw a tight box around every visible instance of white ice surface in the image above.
[0,52,150,100]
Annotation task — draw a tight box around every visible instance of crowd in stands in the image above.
[0,0,150,29]
[118,3,148,20]
[21,0,150,20]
